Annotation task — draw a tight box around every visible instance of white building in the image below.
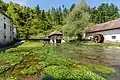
[13,25,17,40]
[0,12,15,47]
[85,18,120,43]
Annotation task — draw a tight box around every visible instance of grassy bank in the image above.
[0,41,116,80]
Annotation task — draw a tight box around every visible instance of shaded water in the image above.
[101,47,120,80]
[1,43,120,80]
[56,44,120,80]
[0,41,24,53]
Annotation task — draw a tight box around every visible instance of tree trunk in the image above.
[77,34,82,41]
[25,28,29,40]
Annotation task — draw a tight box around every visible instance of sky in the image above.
[3,0,120,10]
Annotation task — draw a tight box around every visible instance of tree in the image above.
[58,6,63,25]
[63,7,69,18]
[70,3,76,12]
[6,2,37,39]
[89,3,120,24]
[35,4,41,18]
[5,1,72,38]
[0,0,8,12]
[63,0,91,40]
[6,2,23,36]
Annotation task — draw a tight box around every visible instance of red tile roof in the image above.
[86,18,120,33]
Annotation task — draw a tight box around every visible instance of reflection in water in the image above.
[100,47,120,80]
[101,47,120,66]
[56,44,120,80]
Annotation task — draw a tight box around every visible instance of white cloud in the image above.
[3,0,27,6]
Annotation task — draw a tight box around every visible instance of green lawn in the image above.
[0,41,116,80]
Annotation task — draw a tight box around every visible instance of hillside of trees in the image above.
[0,0,119,39]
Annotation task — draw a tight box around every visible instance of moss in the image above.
[0,41,117,79]
[44,66,70,79]
[20,66,38,75]
[44,65,106,80]
[0,77,17,80]
[0,53,23,66]
[88,64,116,74]
[67,68,106,80]
[35,61,49,70]
[0,66,10,74]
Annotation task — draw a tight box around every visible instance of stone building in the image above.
[0,12,15,47]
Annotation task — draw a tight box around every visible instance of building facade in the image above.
[48,31,63,44]
[41,31,64,44]
[13,25,17,40]
[85,18,120,43]
[0,12,14,47]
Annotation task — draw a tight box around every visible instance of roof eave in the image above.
[86,27,120,33]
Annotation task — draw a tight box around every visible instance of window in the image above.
[4,36,6,39]
[4,23,6,29]
[10,26,12,31]
[112,36,116,39]
[0,18,2,22]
